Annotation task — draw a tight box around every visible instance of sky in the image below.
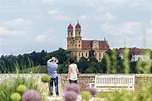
[0,0,152,56]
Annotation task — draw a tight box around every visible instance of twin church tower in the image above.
[67,22,110,62]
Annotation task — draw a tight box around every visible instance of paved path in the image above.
[47,95,105,101]
[48,75,105,101]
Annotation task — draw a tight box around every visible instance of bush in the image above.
[41,74,51,83]
[81,91,92,101]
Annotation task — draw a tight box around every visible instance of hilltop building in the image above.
[66,22,110,62]
[117,47,150,62]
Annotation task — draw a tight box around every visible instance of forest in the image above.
[0,48,152,74]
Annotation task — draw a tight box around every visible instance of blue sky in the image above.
[0,0,152,56]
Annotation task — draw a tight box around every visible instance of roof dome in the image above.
[68,24,73,29]
[75,23,81,28]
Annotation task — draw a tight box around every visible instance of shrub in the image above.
[41,74,51,83]
[17,84,27,95]
[11,92,21,101]
[81,91,92,101]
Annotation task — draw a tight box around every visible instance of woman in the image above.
[67,58,79,84]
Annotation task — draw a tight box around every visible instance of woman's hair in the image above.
[69,58,75,64]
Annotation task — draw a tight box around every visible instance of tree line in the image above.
[0,48,152,74]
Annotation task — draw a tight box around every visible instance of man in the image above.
[47,57,59,96]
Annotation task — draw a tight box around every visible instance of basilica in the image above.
[67,22,110,62]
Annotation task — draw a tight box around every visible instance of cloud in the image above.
[85,0,128,8]
[4,18,32,30]
[79,12,115,22]
[0,27,25,36]
[35,29,56,43]
[0,18,32,36]
[79,15,89,21]
[101,22,142,35]
[85,0,143,10]
[128,2,140,8]
[48,10,69,20]
[93,12,115,21]
[42,0,55,3]
[101,21,152,49]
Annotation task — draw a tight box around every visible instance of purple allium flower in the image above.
[85,87,97,97]
[22,89,41,101]
[65,83,80,95]
[63,90,77,101]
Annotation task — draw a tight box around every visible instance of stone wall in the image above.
[59,74,152,91]
[1,74,152,95]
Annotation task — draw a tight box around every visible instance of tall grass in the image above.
[96,48,152,101]
[0,60,49,101]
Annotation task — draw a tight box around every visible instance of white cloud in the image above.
[93,12,115,21]
[0,27,25,36]
[79,15,89,21]
[101,21,151,49]
[48,10,69,20]
[128,2,140,8]
[85,0,143,10]
[35,28,56,43]
[101,22,142,35]
[42,0,54,3]
[4,18,32,30]
[79,12,115,22]
[0,18,32,36]
[85,0,129,8]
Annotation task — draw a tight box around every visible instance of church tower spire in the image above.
[75,22,82,50]
[67,23,73,50]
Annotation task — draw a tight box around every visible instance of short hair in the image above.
[51,57,56,61]
[69,58,74,64]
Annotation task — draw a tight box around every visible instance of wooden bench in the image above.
[89,74,135,92]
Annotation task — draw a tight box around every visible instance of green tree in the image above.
[77,57,89,73]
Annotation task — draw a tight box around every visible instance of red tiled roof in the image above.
[130,48,143,55]
[117,48,143,55]
[82,40,110,50]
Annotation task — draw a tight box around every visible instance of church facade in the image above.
[67,22,110,62]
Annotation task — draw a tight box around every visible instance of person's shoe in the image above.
[49,93,53,97]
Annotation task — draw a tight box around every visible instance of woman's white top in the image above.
[69,63,78,80]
